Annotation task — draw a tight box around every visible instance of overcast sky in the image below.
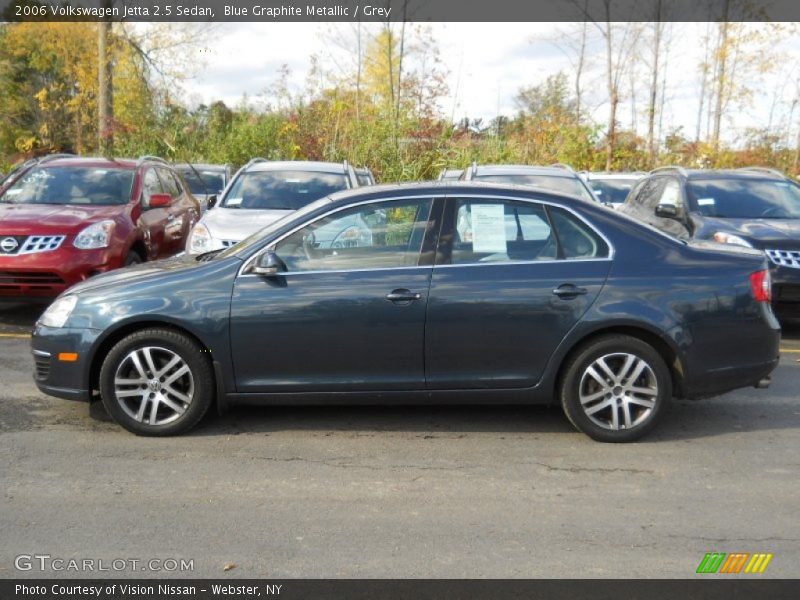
[181,22,800,145]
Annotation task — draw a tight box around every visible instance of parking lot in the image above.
[1,299,798,579]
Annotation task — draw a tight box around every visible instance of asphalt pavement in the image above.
[0,300,798,578]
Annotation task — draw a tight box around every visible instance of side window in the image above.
[450,199,556,264]
[274,198,433,272]
[157,168,180,199]
[141,168,163,206]
[637,178,668,210]
[549,207,610,259]
[657,179,682,207]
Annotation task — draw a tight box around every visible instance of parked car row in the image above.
[2,153,792,441]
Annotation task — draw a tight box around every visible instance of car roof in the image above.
[582,172,645,180]
[683,169,788,182]
[174,163,229,171]
[471,164,578,178]
[649,167,791,182]
[245,160,350,174]
[34,156,138,169]
[324,180,596,208]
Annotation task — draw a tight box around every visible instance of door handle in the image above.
[552,284,588,298]
[385,289,422,303]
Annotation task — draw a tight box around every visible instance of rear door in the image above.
[424,195,612,390]
[137,167,170,259]
[156,167,196,254]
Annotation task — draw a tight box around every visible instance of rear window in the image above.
[688,178,800,219]
[476,174,596,202]
[222,170,349,210]
[0,166,134,206]
[587,179,637,204]
[178,169,226,195]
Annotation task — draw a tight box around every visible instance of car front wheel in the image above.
[99,328,214,436]
[560,334,671,442]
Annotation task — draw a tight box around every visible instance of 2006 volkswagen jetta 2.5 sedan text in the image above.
[31,181,781,442]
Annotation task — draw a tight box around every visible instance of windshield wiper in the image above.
[195,249,225,262]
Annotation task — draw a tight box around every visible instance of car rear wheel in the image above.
[559,335,671,442]
[99,328,214,436]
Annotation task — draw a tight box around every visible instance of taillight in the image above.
[749,270,772,302]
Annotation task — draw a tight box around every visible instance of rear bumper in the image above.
[0,245,121,297]
[682,357,780,399]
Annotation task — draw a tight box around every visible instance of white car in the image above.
[187,160,365,255]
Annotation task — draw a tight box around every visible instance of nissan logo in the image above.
[0,237,19,253]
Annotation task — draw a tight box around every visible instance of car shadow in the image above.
[84,391,800,443]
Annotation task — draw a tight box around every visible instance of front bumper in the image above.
[31,325,101,402]
[0,244,121,297]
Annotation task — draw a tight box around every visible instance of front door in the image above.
[230,197,440,393]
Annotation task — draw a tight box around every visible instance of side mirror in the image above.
[148,193,172,208]
[206,195,218,210]
[655,204,679,219]
[252,250,286,276]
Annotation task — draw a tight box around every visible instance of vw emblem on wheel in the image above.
[0,237,19,253]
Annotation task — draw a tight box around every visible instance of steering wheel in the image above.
[302,231,319,261]
[760,206,788,218]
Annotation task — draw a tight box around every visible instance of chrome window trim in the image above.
[238,193,615,278]
[238,194,438,278]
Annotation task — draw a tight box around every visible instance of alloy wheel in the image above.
[578,352,658,431]
[113,346,194,426]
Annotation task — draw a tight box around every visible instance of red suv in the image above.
[0,155,200,297]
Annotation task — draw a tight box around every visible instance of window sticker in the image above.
[471,204,507,253]
[226,197,243,206]
[697,198,715,206]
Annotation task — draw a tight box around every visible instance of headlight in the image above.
[39,295,78,328]
[712,232,753,248]
[187,222,213,255]
[74,220,115,249]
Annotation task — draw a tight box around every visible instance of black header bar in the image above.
[2,0,800,23]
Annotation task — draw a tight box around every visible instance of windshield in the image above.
[476,174,596,202]
[688,178,800,219]
[0,166,134,205]
[587,179,637,204]
[178,169,226,195]
[222,170,349,210]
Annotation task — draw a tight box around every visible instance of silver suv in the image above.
[187,160,362,254]
[461,163,599,203]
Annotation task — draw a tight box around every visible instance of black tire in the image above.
[98,328,214,436]
[559,334,671,443]
[124,250,143,267]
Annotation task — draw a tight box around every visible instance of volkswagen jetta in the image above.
[32,182,780,442]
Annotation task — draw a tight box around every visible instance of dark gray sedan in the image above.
[31,182,780,442]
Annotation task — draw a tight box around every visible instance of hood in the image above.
[0,203,127,235]
[66,254,202,297]
[698,216,800,249]
[201,207,293,242]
